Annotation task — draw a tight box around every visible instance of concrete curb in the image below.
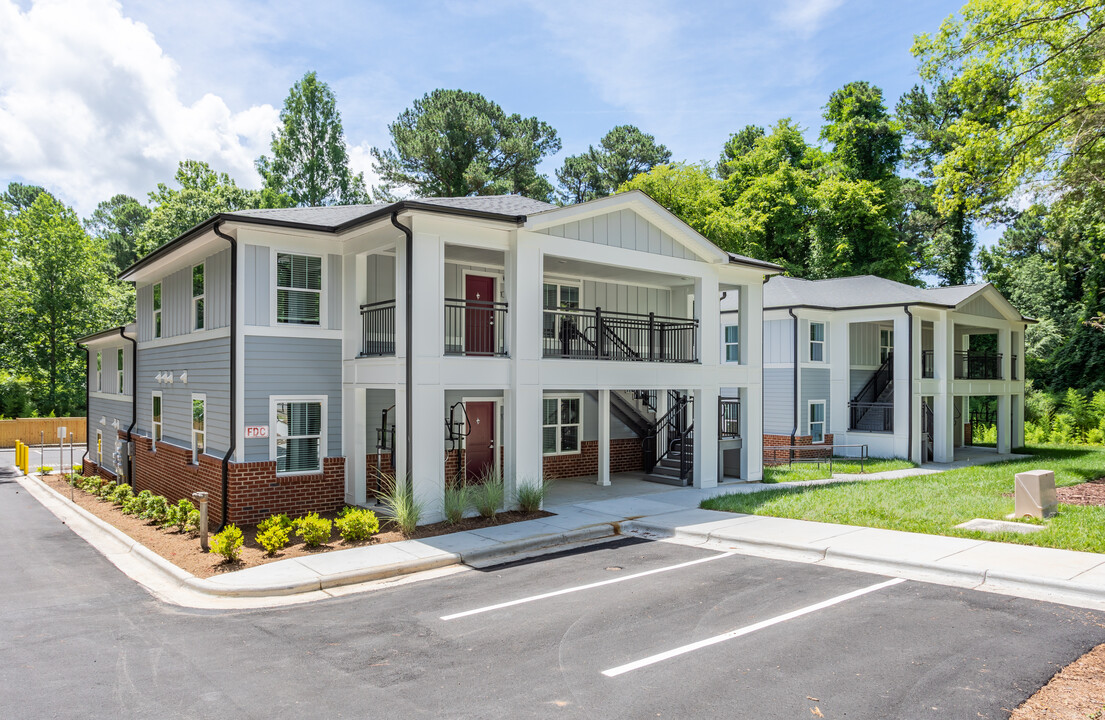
[19,473,617,603]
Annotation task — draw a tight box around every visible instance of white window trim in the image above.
[269,395,328,475]
[116,348,124,395]
[193,262,206,331]
[95,351,102,393]
[272,250,326,327]
[722,323,740,364]
[152,282,162,339]
[879,327,894,364]
[808,400,826,444]
[151,391,162,449]
[542,393,583,456]
[809,321,826,363]
[191,393,206,464]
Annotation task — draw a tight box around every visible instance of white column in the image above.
[346,387,366,505]
[408,225,445,522]
[933,314,954,462]
[692,386,720,488]
[892,312,912,460]
[742,384,763,482]
[828,319,849,443]
[597,389,611,486]
[507,233,543,494]
[996,394,1012,454]
[1012,394,1025,448]
[696,274,720,366]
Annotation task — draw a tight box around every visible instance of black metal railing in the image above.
[764,443,869,471]
[444,298,508,357]
[954,351,1003,379]
[360,300,396,356]
[631,390,657,412]
[1012,355,1018,380]
[969,408,996,427]
[542,307,698,363]
[719,398,741,439]
[854,353,894,406]
[921,350,934,379]
[848,401,894,432]
[644,393,694,483]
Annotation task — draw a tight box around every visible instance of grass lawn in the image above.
[704,445,1105,553]
[762,457,917,483]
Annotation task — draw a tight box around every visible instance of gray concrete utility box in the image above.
[1014,469,1057,519]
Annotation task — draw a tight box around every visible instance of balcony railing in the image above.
[848,401,894,433]
[1012,355,1018,380]
[444,298,508,357]
[921,350,934,379]
[543,307,698,363]
[955,351,1003,380]
[360,300,396,357]
[719,398,741,439]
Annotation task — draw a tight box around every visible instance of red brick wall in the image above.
[132,435,225,524]
[81,458,117,481]
[964,423,973,445]
[763,433,834,465]
[542,438,643,479]
[365,453,394,501]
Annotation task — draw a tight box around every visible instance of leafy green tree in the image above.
[821,81,902,183]
[717,125,766,179]
[135,160,264,255]
[556,125,671,203]
[2,182,49,211]
[809,177,912,282]
[620,163,734,245]
[85,194,151,273]
[256,71,368,207]
[371,89,561,200]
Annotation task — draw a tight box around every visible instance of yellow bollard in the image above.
[16,441,24,473]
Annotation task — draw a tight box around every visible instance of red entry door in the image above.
[464,401,496,482]
[465,274,495,355]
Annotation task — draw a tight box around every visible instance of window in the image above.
[880,328,893,364]
[152,392,162,447]
[193,263,205,330]
[191,394,205,463]
[95,351,102,392]
[152,282,162,338]
[542,396,581,455]
[542,280,581,339]
[809,401,826,444]
[96,430,102,465]
[723,324,740,363]
[274,400,323,473]
[277,253,322,325]
[117,348,124,394]
[809,322,825,362]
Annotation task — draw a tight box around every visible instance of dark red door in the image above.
[465,274,495,355]
[464,401,495,482]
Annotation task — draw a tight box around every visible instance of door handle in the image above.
[489,442,494,449]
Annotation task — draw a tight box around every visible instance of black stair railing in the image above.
[644,393,694,484]
[850,353,894,431]
[543,307,697,363]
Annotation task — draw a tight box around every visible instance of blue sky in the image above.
[2,0,996,244]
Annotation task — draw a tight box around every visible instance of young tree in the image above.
[371,89,561,200]
[555,125,671,203]
[85,194,151,273]
[256,71,369,207]
[821,81,902,183]
[717,125,766,179]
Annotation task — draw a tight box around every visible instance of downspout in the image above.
[391,212,414,484]
[788,308,799,446]
[212,222,237,530]
[120,326,137,485]
[904,304,915,464]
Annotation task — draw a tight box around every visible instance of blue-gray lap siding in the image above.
[134,337,231,457]
[763,368,795,434]
[242,336,343,462]
[87,395,133,476]
[800,368,831,435]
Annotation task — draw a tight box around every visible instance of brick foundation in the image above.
[543,438,644,479]
[81,458,117,481]
[964,423,973,445]
[763,433,834,465]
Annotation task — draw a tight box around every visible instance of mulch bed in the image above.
[1056,479,1105,507]
[41,475,551,579]
[1011,643,1105,719]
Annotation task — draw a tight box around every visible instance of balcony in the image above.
[542,308,698,363]
[445,298,508,357]
[955,351,1003,380]
[1012,354,1018,381]
[849,401,894,433]
[921,350,934,379]
[719,398,741,439]
[359,300,396,357]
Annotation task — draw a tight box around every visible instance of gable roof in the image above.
[762,275,1033,321]
[228,195,556,229]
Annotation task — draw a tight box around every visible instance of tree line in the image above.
[2,0,1102,419]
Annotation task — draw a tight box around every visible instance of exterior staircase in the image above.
[849,353,895,433]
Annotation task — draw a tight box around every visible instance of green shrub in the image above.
[257,513,293,534]
[185,509,201,534]
[141,495,171,524]
[72,464,82,476]
[336,507,380,541]
[472,471,504,519]
[161,504,181,531]
[1088,427,1105,445]
[109,483,134,506]
[123,489,153,516]
[169,499,196,533]
[95,480,116,499]
[36,466,53,475]
[210,524,244,562]
[516,476,550,513]
[442,484,471,524]
[257,525,290,555]
[378,473,424,535]
[293,512,332,547]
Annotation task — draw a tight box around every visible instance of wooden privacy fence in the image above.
[0,417,86,448]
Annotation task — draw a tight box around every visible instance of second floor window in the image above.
[193,263,205,330]
[724,324,740,363]
[95,351,102,392]
[277,253,321,325]
[809,322,825,362]
[880,328,893,364]
[153,282,162,338]
[117,348,124,393]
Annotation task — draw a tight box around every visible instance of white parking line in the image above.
[440,551,736,621]
[602,577,907,677]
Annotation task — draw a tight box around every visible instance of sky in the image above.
[0,0,998,244]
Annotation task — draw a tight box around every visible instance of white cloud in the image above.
[0,0,279,214]
[772,0,846,38]
[347,142,383,196]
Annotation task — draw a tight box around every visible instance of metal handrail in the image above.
[954,351,1003,379]
[543,307,698,363]
[764,443,869,472]
[360,299,396,357]
[848,401,894,433]
[719,398,741,439]
[444,297,509,357]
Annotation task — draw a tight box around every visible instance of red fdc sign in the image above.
[245,425,269,439]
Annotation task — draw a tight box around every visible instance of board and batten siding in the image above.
[849,322,882,368]
[88,341,133,395]
[242,245,342,328]
[850,368,877,400]
[445,262,505,301]
[960,294,1004,319]
[763,319,795,365]
[763,368,794,433]
[135,337,231,456]
[365,389,396,449]
[801,368,831,434]
[365,254,396,305]
[136,249,230,342]
[581,280,672,317]
[242,336,342,462]
[538,209,703,261]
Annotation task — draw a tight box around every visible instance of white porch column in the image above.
[1012,394,1025,448]
[409,225,445,521]
[892,312,912,460]
[933,314,955,463]
[507,231,543,496]
[597,389,611,486]
[742,384,763,482]
[996,394,1012,454]
[695,275,720,365]
[998,327,1012,381]
[692,386,720,488]
[346,387,366,505]
[828,318,849,443]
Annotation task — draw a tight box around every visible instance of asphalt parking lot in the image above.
[3,475,1104,719]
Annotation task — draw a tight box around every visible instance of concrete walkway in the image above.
[19,444,1105,611]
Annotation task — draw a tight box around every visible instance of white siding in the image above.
[849,322,880,367]
[539,209,702,261]
[960,295,1004,319]
[365,254,396,304]
[764,319,795,364]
